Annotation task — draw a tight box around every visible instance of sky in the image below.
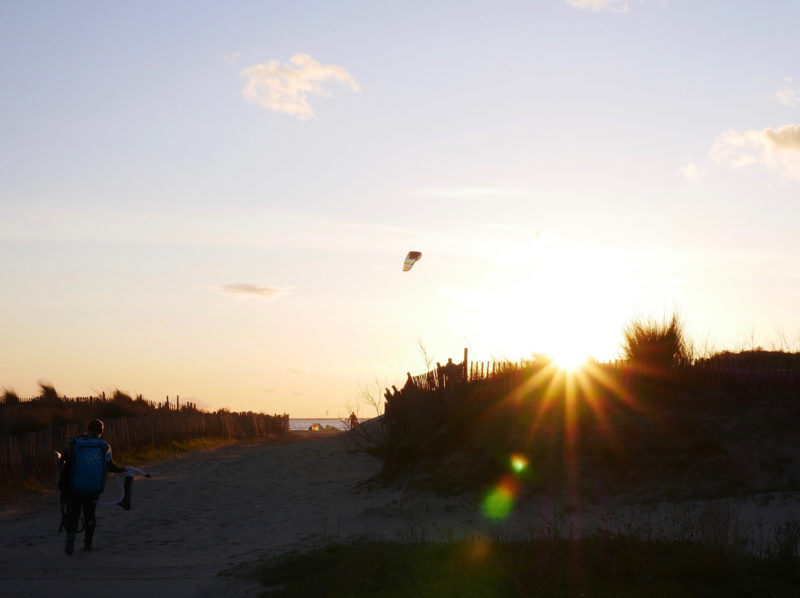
[2,0,800,417]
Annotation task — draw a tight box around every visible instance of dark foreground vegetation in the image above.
[246,533,800,597]
[351,316,800,499]
[0,384,288,489]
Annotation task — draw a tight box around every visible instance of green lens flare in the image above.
[510,454,528,474]
[482,487,514,521]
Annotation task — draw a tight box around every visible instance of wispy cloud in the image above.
[224,52,242,66]
[709,124,800,180]
[240,53,360,120]
[679,159,705,183]
[416,187,587,204]
[775,78,800,107]
[209,283,294,299]
[565,0,630,13]
[417,187,532,201]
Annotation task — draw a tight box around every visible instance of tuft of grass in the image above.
[245,535,800,597]
[1,388,20,405]
[621,313,691,377]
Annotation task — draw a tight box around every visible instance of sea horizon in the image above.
[288,417,347,431]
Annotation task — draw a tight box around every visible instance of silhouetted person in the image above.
[348,412,359,428]
[58,419,125,554]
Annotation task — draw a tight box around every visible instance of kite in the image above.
[403,251,422,271]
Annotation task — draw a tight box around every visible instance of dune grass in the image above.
[621,312,691,375]
[366,311,800,496]
[246,534,800,597]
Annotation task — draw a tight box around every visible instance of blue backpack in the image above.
[69,436,110,495]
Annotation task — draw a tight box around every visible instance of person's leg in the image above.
[82,497,97,550]
[63,495,81,555]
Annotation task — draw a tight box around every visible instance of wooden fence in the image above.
[7,393,197,412]
[0,411,289,482]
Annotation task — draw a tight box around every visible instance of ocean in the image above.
[289,418,348,431]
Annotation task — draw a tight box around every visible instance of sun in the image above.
[446,240,632,371]
[548,345,589,372]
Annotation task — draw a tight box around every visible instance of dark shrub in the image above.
[622,313,690,377]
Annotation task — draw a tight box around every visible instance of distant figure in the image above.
[57,419,126,554]
[348,412,359,429]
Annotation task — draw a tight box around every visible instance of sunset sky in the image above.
[2,1,800,416]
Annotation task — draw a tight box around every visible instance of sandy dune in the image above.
[1,430,797,597]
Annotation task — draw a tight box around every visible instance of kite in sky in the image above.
[403,251,422,271]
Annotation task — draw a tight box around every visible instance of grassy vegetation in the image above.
[245,534,800,597]
[621,313,691,376]
[359,314,800,499]
[0,384,194,435]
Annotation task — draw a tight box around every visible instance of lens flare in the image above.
[481,477,520,521]
[482,487,513,521]
[510,454,528,474]
[465,536,492,563]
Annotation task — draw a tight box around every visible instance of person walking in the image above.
[348,412,359,428]
[58,418,126,554]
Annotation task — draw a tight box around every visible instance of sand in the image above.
[1,429,798,597]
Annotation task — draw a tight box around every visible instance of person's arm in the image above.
[59,438,73,461]
[57,439,73,490]
[105,447,126,474]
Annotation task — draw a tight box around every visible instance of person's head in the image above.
[87,419,104,437]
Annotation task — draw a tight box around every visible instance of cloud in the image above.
[240,53,360,120]
[679,160,705,183]
[775,78,800,107]
[416,187,586,204]
[709,124,800,180]
[210,283,294,299]
[417,187,532,201]
[565,0,630,13]
[224,52,242,66]
[775,87,800,107]
[765,125,800,150]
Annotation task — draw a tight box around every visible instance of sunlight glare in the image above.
[447,242,632,370]
[549,346,589,372]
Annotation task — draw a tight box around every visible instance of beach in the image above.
[1,429,798,597]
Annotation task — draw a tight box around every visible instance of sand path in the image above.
[0,431,392,597]
[1,430,798,597]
